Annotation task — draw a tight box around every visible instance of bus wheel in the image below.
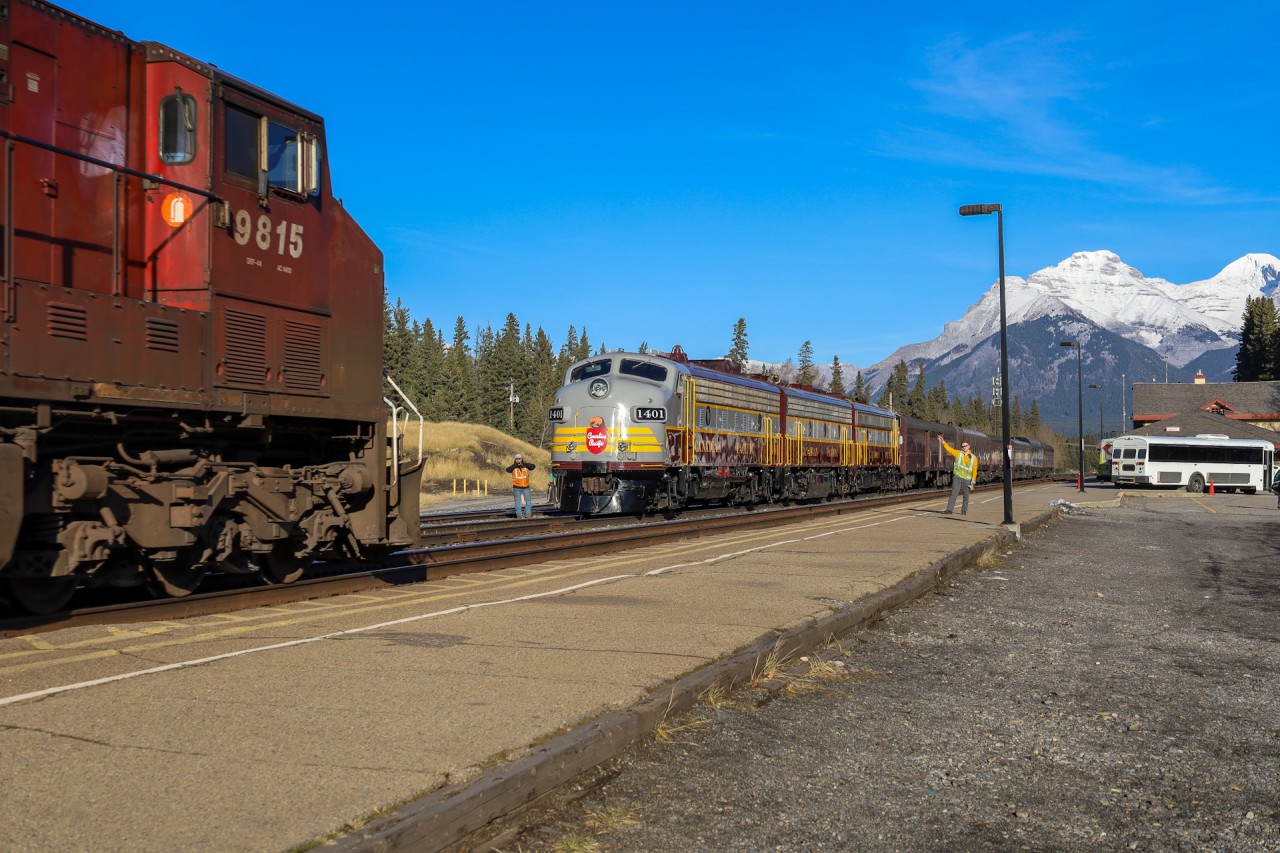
[1187,473,1206,493]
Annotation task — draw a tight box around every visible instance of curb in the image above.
[332,506,1063,853]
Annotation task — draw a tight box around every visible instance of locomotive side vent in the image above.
[145,317,181,353]
[223,309,268,386]
[47,303,88,342]
[283,320,324,391]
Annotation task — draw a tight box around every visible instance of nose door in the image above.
[580,408,615,458]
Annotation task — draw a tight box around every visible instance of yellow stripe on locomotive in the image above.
[551,425,665,455]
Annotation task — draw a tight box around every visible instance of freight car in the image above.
[548,348,1052,515]
[0,1,422,613]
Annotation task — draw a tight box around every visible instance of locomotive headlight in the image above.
[566,441,577,452]
[617,441,629,452]
[589,378,609,398]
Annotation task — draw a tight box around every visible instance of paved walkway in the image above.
[1,482,1107,852]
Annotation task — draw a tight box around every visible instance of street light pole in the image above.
[1060,341,1084,491]
[1089,383,1103,440]
[959,203,1014,526]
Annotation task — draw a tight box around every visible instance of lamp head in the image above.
[958,204,1001,216]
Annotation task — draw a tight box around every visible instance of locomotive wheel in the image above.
[145,550,207,598]
[4,577,79,615]
[260,542,308,585]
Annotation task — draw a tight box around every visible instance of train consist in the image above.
[548,348,1053,514]
[0,1,422,612]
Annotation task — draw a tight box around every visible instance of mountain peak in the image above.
[1048,250,1143,281]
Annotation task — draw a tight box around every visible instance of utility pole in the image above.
[1121,373,1126,432]
[507,378,518,431]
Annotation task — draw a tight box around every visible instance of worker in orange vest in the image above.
[938,434,978,515]
[505,453,537,519]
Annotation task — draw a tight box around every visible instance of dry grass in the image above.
[548,833,603,853]
[973,545,1008,570]
[652,692,711,743]
[750,640,794,686]
[583,804,640,833]
[700,681,735,711]
[392,420,552,506]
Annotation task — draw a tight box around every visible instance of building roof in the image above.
[1123,409,1280,446]
[1132,380,1280,423]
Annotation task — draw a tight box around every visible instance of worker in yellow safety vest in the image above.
[938,435,978,515]
[505,453,537,519]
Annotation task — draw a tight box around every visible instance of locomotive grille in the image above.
[47,303,88,341]
[283,320,324,391]
[145,317,181,353]
[223,309,268,386]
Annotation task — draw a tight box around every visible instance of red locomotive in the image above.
[0,0,422,612]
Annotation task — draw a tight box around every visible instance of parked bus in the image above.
[1110,434,1275,494]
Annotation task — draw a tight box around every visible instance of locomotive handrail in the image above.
[0,129,223,200]
[1,128,225,316]
[382,370,424,490]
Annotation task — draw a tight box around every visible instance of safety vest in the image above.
[953,452,976,481]
[512,466,531,488]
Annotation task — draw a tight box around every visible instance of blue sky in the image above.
[74,1,1279,369]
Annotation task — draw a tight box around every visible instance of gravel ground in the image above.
[495,495,1280,852]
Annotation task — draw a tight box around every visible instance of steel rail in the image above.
[1,481,1045,638]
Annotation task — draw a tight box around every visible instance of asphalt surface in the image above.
[500,493,1280,851]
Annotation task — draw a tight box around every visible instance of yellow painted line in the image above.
[0,505,911,677]
[1190,496,1217,513]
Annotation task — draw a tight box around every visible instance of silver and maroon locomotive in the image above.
[549,347,1054,515]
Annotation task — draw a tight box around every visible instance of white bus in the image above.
[1110,434,1275,494]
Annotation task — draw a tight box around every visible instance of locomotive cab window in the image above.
[619,359,667,383]
[159,92,197,164]
[224,102,320,197]
[570,359,612,382]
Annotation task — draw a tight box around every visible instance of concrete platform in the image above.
[0,481,1193,852]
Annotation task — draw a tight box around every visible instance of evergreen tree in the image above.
[485,313,526,431]
[1235,296,1279,381]
[966,396,991,432]
[439,316,478,422]
[796,341,817,386]
[1026,399,1043,432]
[877,360,910,410]
[417,320,447,421]
[829,355,846,396]
[728,318,749,366]
[576,327,593,361]
[1010,395,1024,434]
[926,380,948,423]
[473,323,503,428]
[522,327,560,446]
[852,371,867,404]
[906,365,926,418]
[382,297,415,391]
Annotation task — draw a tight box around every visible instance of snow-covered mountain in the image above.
[864,250,1280,432]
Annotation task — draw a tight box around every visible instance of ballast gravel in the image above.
[496,495,1280,851]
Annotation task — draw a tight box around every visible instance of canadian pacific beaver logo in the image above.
[586,416,608,455]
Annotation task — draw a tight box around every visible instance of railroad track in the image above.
[1,482,1039,638]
